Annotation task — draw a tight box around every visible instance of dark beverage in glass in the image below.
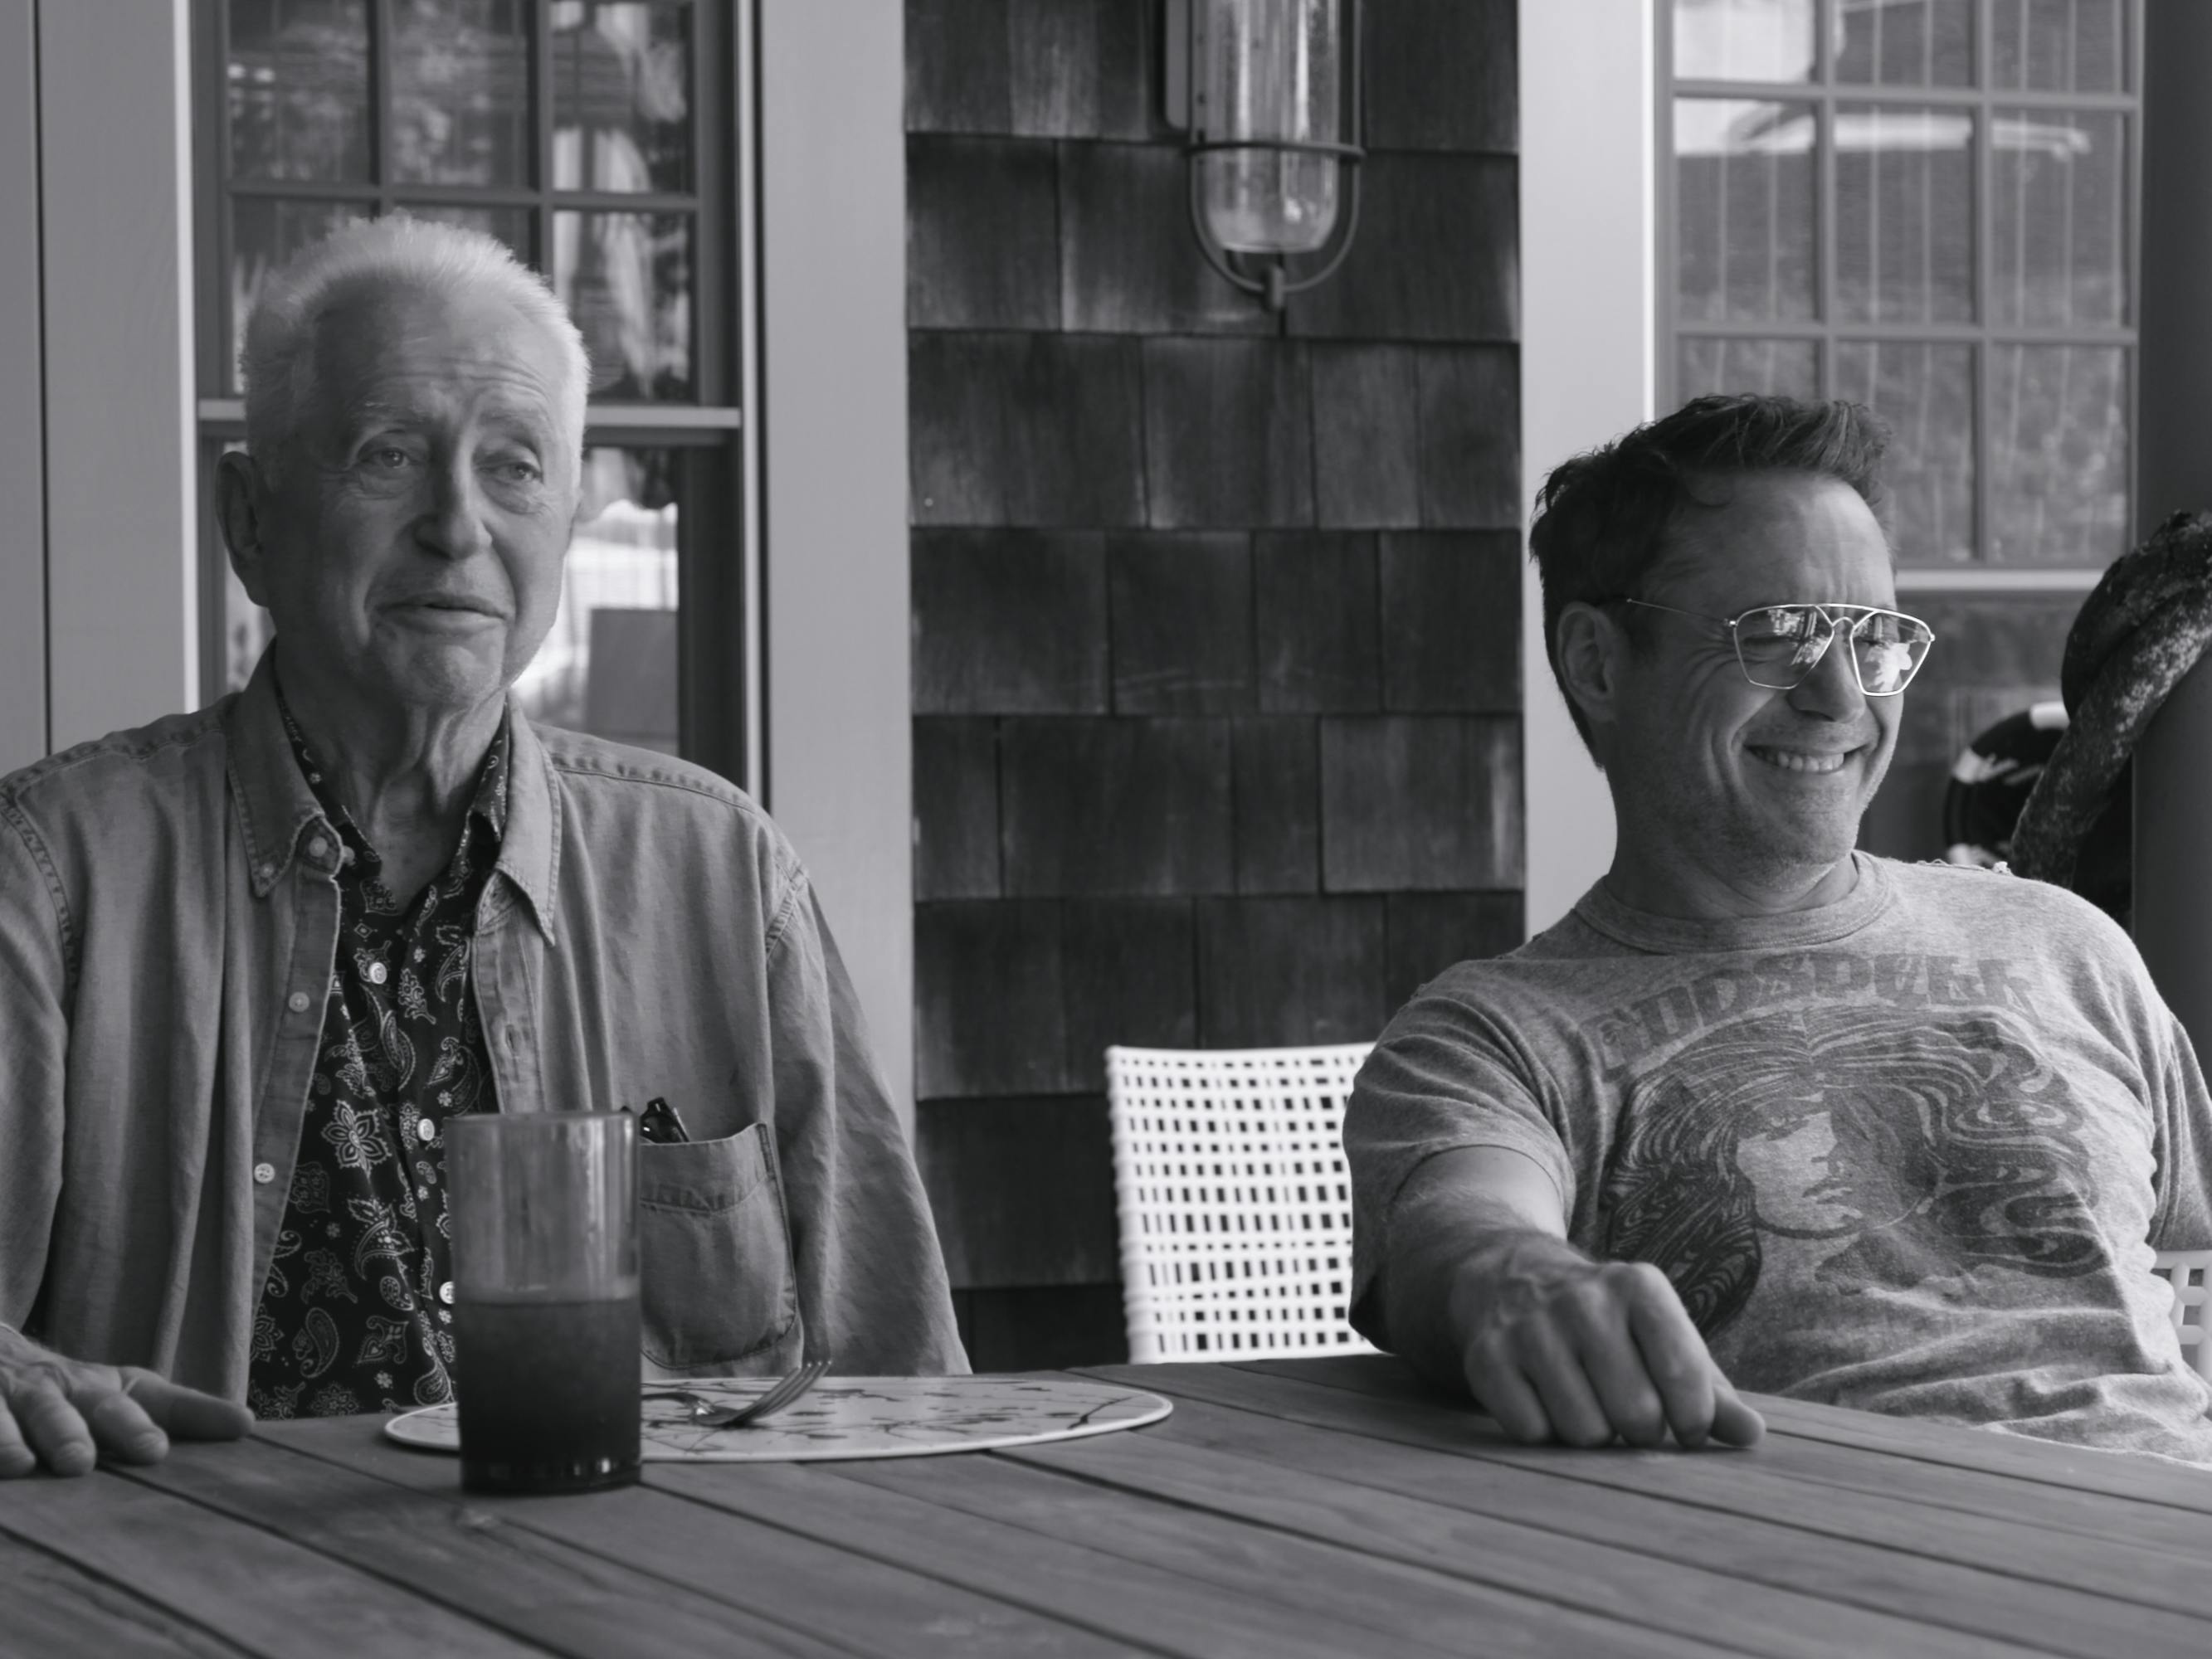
[455,1289,641,1493]
[448,1112,641,1496]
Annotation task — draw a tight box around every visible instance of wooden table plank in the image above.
[1258,1355,2212,1514]
[1248,1355,2212,1557]
[1001,1405,2033,1659]
[0,1462,540,1659]
[124,1437,849,1659]
[829,1448,1717,1659]
[1086,1364,2212,1659]
[1138,1361,2212,1615]
[259,1416,1145,1659]
[0,1530,249,1659]
[652,1453,1590,1659]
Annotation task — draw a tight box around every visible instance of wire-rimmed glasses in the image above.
[1616,598,1937,697]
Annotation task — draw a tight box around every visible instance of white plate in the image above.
[383,1374,1172,1462]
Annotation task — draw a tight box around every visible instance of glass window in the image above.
[1664,0,2138,571]
[193,0,744,774]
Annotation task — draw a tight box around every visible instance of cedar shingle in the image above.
[1255,531,1381,713]
[915,901,1069,1097]
[1060,143,1271,334]
[1311,345,1423,528]
[1319,716,1525,890]
[1366,0,1518,153]
[1230,718,1322,894]
[1062,898,1198,1087]
[914,718,1001,901]
[911,333,1147,527]
[1001,718,1235,895]
[1288,154,1519,343]
[916,1097,1118,1288]
[1415,347,1522,528]
[1141,339,1314,529]
[1380,532,1522,712]
[1196,896,1389,1048]
[907,136,1060,330]
[1384,892,1527,1011]
[1108,533,1256,714]
[913,530,1108,713]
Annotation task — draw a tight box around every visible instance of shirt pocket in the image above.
[637,1122,799,1371]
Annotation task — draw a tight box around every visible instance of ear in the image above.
[215,450,275,609]
[1555,601,1630,741]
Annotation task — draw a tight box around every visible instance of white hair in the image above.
[240,215,590,483]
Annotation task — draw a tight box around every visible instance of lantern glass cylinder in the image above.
[1196,0,1342,255]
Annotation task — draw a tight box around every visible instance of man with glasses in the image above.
[1346,395,2212,1462]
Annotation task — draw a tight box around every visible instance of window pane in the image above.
[1835,105,1974,325]
[225,0,370,182]
[1674,100,1817,324]
[553,211,693,399]
[228,198,374,392]
[390,0,531,187]
[552,2,694,195]
[1834,342,1976,563]
[1990,110,2127,328]
[1990,0,2127,93]
[1989,344,2128,565]
[1834,0,1975,86]
[398,204,534,265]
[514,448,681,755]
[1677,337,1820,400]
[1672,0,1815,81]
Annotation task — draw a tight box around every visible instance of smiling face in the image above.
[231,279,579,718]
[1601,471,1903,900]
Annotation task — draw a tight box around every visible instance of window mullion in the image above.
[1974,0,1995,566]
[371,0,392,212]
[534,0,554,271]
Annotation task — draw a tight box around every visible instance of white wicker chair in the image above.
[1106,1043,1380,1364]
[2153,1249,2212,1381]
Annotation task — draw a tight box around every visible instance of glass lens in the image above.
[1989,344,2129,566]
[513,448,680,755]
[1736,606,1834,684]
[1833,341,1976,564]
[1834,0,1975,86]
[1835,105,1975,325]
[1674,100,1817,324]
[1677,337,1820,401]
[1672,0,1816,81]
[390,0,532,187]
[1991,0,2127,92]
[1851,612,1935,693]
[1196,0,1342,254]
[226,0,371,182]
[552,2,695,194]
[552,212,693,399]
[1991,110,2127,328]
[228,198,375,392]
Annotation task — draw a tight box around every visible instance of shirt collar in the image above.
[223,647,554,941]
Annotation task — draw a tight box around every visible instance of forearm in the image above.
[1381,1151,1591,1393]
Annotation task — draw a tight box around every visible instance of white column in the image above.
[37,0,198,750]
[0,0,46,776]
[757,0,914,1130]
[1517,0,1655,931]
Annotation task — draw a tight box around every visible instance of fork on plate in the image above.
[642,1358,831,1429]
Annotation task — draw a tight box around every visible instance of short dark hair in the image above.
[1529,395,1890,753]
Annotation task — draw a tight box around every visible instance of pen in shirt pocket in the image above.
[633,1096,692,1145]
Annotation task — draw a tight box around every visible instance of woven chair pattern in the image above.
[1107,1043,1380,1364]
[2153,1249,2212,1382]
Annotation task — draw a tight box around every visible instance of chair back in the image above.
[1106,1043,1379,1364]
[2153,1249,2212,1382]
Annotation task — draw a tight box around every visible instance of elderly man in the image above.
[0,218,962,1477]
[1349,395,2212,1462]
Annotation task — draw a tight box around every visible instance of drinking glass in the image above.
[447,1112,641,1494]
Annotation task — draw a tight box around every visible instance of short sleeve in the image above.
[1344,978,1571,1347]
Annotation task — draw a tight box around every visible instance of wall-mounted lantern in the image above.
[1163,0,1366,312]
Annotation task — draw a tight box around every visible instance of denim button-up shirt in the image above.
[0,654,966,1395]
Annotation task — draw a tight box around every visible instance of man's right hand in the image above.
[1385,1145,1763,1450]
[1449,1242,1764,1449]
[0,1325,255,1477]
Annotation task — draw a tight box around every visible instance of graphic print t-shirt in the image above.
[1347,855,2212,1462]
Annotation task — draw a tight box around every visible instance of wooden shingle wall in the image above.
[907,0,1524,1370]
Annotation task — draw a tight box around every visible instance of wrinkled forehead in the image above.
[1648,471,1897,613]
[308,278,576,439]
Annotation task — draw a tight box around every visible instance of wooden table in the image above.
[6,1355,2212,1657]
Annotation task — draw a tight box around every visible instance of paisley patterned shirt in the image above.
[246,698,509,1420]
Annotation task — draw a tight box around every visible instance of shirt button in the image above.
[438,1282,454,1305]
[256,862,275,882]
[368,962,388,985]
[307,835,330,862]
[287,991,312,1014]
[417,1118,437,1144]
[253,1161,276,1185]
